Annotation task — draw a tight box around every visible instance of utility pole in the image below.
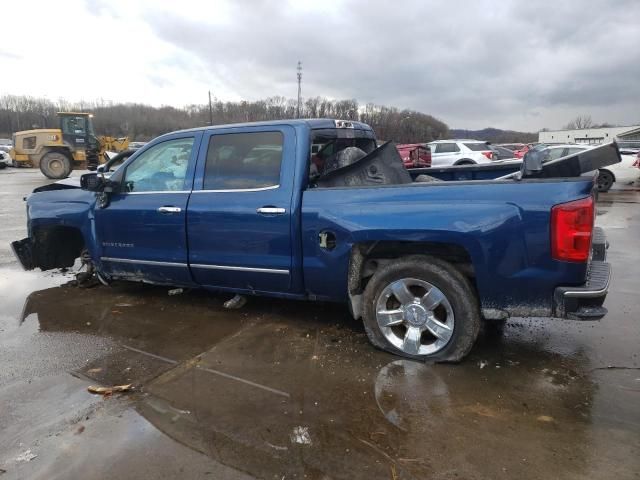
[296,61,302,119]
[208,90,214,125]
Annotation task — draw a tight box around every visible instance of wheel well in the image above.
[33,226,85,270]
[42,147,73,159]
[347,241,476,318]
[454,159,475,165]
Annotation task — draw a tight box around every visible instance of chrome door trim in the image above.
[101,257,188,267]
[190,263,289,275]
[192,185,280,193]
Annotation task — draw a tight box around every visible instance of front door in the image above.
[96,134,200,285]
[187,127,295,293]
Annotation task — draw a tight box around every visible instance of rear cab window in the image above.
[309,128,376,182]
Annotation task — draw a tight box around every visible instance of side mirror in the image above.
[80,172,104,191]
[96,165,105,173]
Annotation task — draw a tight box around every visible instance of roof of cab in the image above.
[168,118,374,136]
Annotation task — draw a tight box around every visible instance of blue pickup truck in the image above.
[11,119,613,361]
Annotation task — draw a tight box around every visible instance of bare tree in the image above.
[564,115,593,130]
[0,94,449,143]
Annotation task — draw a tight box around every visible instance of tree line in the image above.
[0,94,450,143]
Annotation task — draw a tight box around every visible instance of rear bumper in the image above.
[553,227,610,320]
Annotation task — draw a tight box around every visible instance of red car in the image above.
[396,143,432,168]
[514,144,531,159]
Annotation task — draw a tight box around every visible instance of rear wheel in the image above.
[362,255,480,362]
[597,169,614,192]
[40,152,72,179]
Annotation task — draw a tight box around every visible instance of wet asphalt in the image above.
[0,168,638,480]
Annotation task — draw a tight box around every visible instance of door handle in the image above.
[257,207,286,215]
[157,206,182,214]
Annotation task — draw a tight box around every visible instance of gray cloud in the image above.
[91,0,640,130]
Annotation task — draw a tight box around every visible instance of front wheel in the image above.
[362,255,480,362]
[597,169,614,192]
[40,152,72,179]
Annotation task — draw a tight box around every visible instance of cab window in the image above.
[204,132,283,190]
[61,116,87,136]
[123,138,194,192]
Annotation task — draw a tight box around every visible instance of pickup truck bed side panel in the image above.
[302,178,593,315]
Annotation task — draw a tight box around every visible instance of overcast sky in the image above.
[2,0,639,131]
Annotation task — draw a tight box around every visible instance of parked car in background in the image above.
[617,141,640,155]
[535,144,639,192]
[513,144,533,158]
[428,140,495,166]
[396,143,431,168]
[498,143,525,151]
[0,150,10,169]
[490,145,517,160]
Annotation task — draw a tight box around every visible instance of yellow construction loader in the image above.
[9,112,129,179]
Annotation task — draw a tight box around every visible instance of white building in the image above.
[538,125,640,145]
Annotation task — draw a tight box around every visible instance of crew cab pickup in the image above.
[11,119,613,361]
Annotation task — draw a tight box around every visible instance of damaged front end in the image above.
[11,237,36,270]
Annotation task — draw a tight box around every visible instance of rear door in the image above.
[187,126,296,293]
[96,133,200,285]
[431,142,460,166]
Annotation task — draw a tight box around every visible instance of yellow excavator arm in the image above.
[98,136,129,157]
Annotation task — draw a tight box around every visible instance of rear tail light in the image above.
[482,151,493,160]
[633,156,640,168]
[551,196,594,262]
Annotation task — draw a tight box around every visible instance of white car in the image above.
[0,146,10,169]
[542,144,640,192]
[428,140,496,166]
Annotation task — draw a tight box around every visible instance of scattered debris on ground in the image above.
[224,294,247,310]
[87,384,133,395]
[536,415,554,423]
[290,426,312,445]
[14,450,37,463]
[168,288,183,296]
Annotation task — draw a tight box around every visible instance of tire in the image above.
[40,151,72,179]
[0,162,6,170]
[362,255,480,362]
[596,169,614,192]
